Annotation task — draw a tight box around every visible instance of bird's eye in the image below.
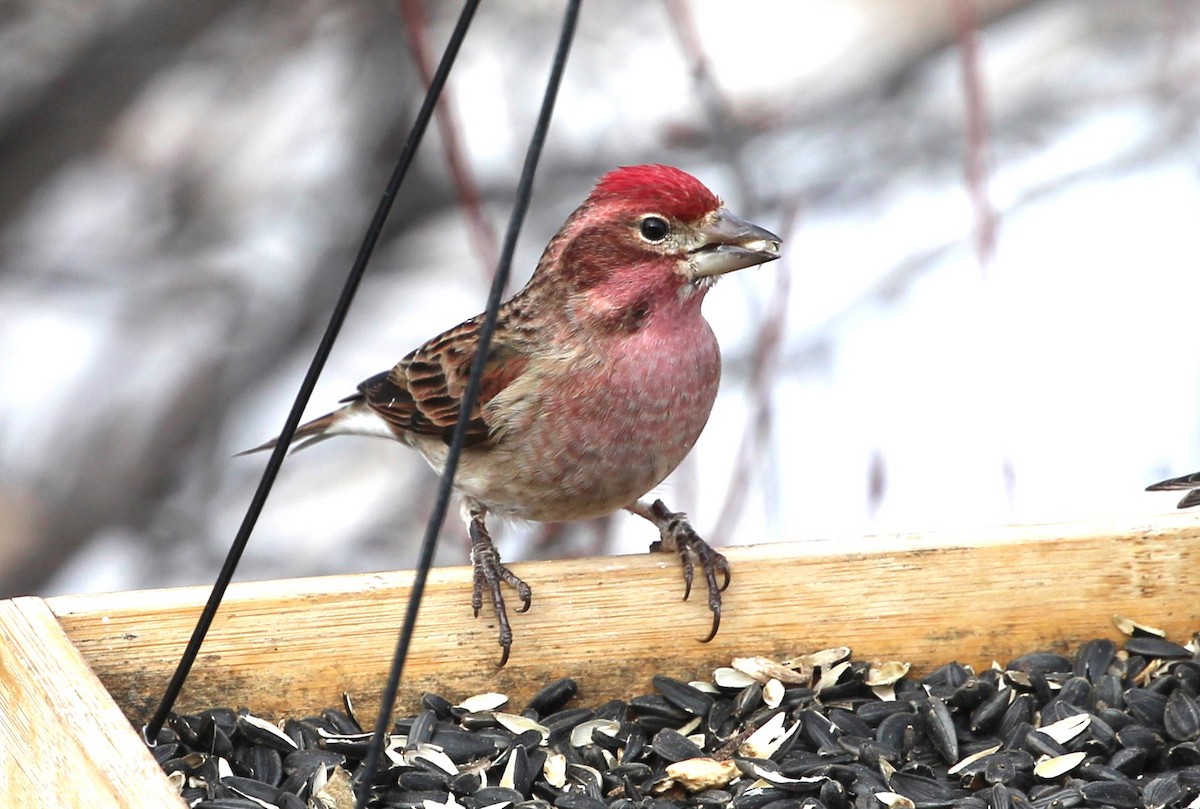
[639,216,670,243]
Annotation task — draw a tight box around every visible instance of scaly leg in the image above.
[464,500,531,666]
[626,499,731,642]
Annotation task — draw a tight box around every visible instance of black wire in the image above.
[352,1,582,805]
[141,0,483,745]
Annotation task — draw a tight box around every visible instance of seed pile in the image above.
[154,622,1200,809]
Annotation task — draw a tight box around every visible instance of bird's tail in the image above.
[236,398,382,457]
[1146,470,1200,509]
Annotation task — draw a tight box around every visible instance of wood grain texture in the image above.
[47,513,1200,728]
[0,597,184,807]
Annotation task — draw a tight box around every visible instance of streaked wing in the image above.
[357,316,530,447]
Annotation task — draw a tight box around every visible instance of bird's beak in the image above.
[690,209,782,278]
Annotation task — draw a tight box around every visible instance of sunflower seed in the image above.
[235,714,298,752]
[568,718,620,749]
[651,728,706,762]
[654,675,717,716]
[492,712,549,742]
[1124,688,1168,727]
[1078,779,1140,808]
[1074,638,1117,683]
[1142,775,1183,809]
[1126,636,1193,660]
[1164,689,1200,742]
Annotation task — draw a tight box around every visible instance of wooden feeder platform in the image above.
[2,513,1199,805]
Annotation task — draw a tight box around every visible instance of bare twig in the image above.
[950,0,997,271]
[399,0,500,278]
[952,0,1013,514]
[662,0,751,202]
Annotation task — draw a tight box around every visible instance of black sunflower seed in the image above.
[653,674,716,716]
[969,688,1010,734]
[527,678,578,717]
[1114,723,1164,752]
[553,792,607,809]
[1078,779,1140,808]
[1008,653,1073,675]
[220,774,283,804]
[1141,775,1182,809]
[1124,688,1168,727]
[1165,688,1200,741]
[1124,637,1192,660]
[282,748,344,776]
[1074,638,1117,684]
[651,728,705,761]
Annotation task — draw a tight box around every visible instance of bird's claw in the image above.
[468,515,531,666]
[645,499,729,643]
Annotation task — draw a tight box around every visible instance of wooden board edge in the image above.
[46,513,1200,724]
[0,597,183,807]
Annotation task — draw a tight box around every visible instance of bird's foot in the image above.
[630,499,730,642]
[468,511,531,667]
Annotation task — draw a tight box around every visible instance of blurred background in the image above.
[1,0,1198,599]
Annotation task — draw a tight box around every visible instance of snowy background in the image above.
[1,0,1198,599]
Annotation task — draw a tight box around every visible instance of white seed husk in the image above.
[866,661,911,687]
[569,718,620,748]
[492,712,549,742]
[1113,614,1166,637]
[763,678,785,709]
[713,667,759,689]
[238,713,299,750]
[738,711,799,759]
[409,744,459,775]
[312,764,354,809]
[781,646,851,670]
[871,684,897,702]
[664,757,740,791]
[543,752,567,788]
[1037,713,1091,744]
[731,656,809,685]
[457,692,509,713]
[815,661,852,693]
[1033,751,1087,779]
[948,744,1002,776]
[875,791,916,809]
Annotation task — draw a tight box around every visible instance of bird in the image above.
[243,164,782,664]
[1147,471,1200,509]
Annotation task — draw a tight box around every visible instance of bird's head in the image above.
[536,165,782,331]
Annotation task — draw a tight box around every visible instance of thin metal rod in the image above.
[142,0,483,744]
[352,1,582,805]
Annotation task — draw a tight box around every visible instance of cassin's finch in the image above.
[246,164,782,663]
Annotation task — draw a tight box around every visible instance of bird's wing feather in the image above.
[358,316,530,447]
